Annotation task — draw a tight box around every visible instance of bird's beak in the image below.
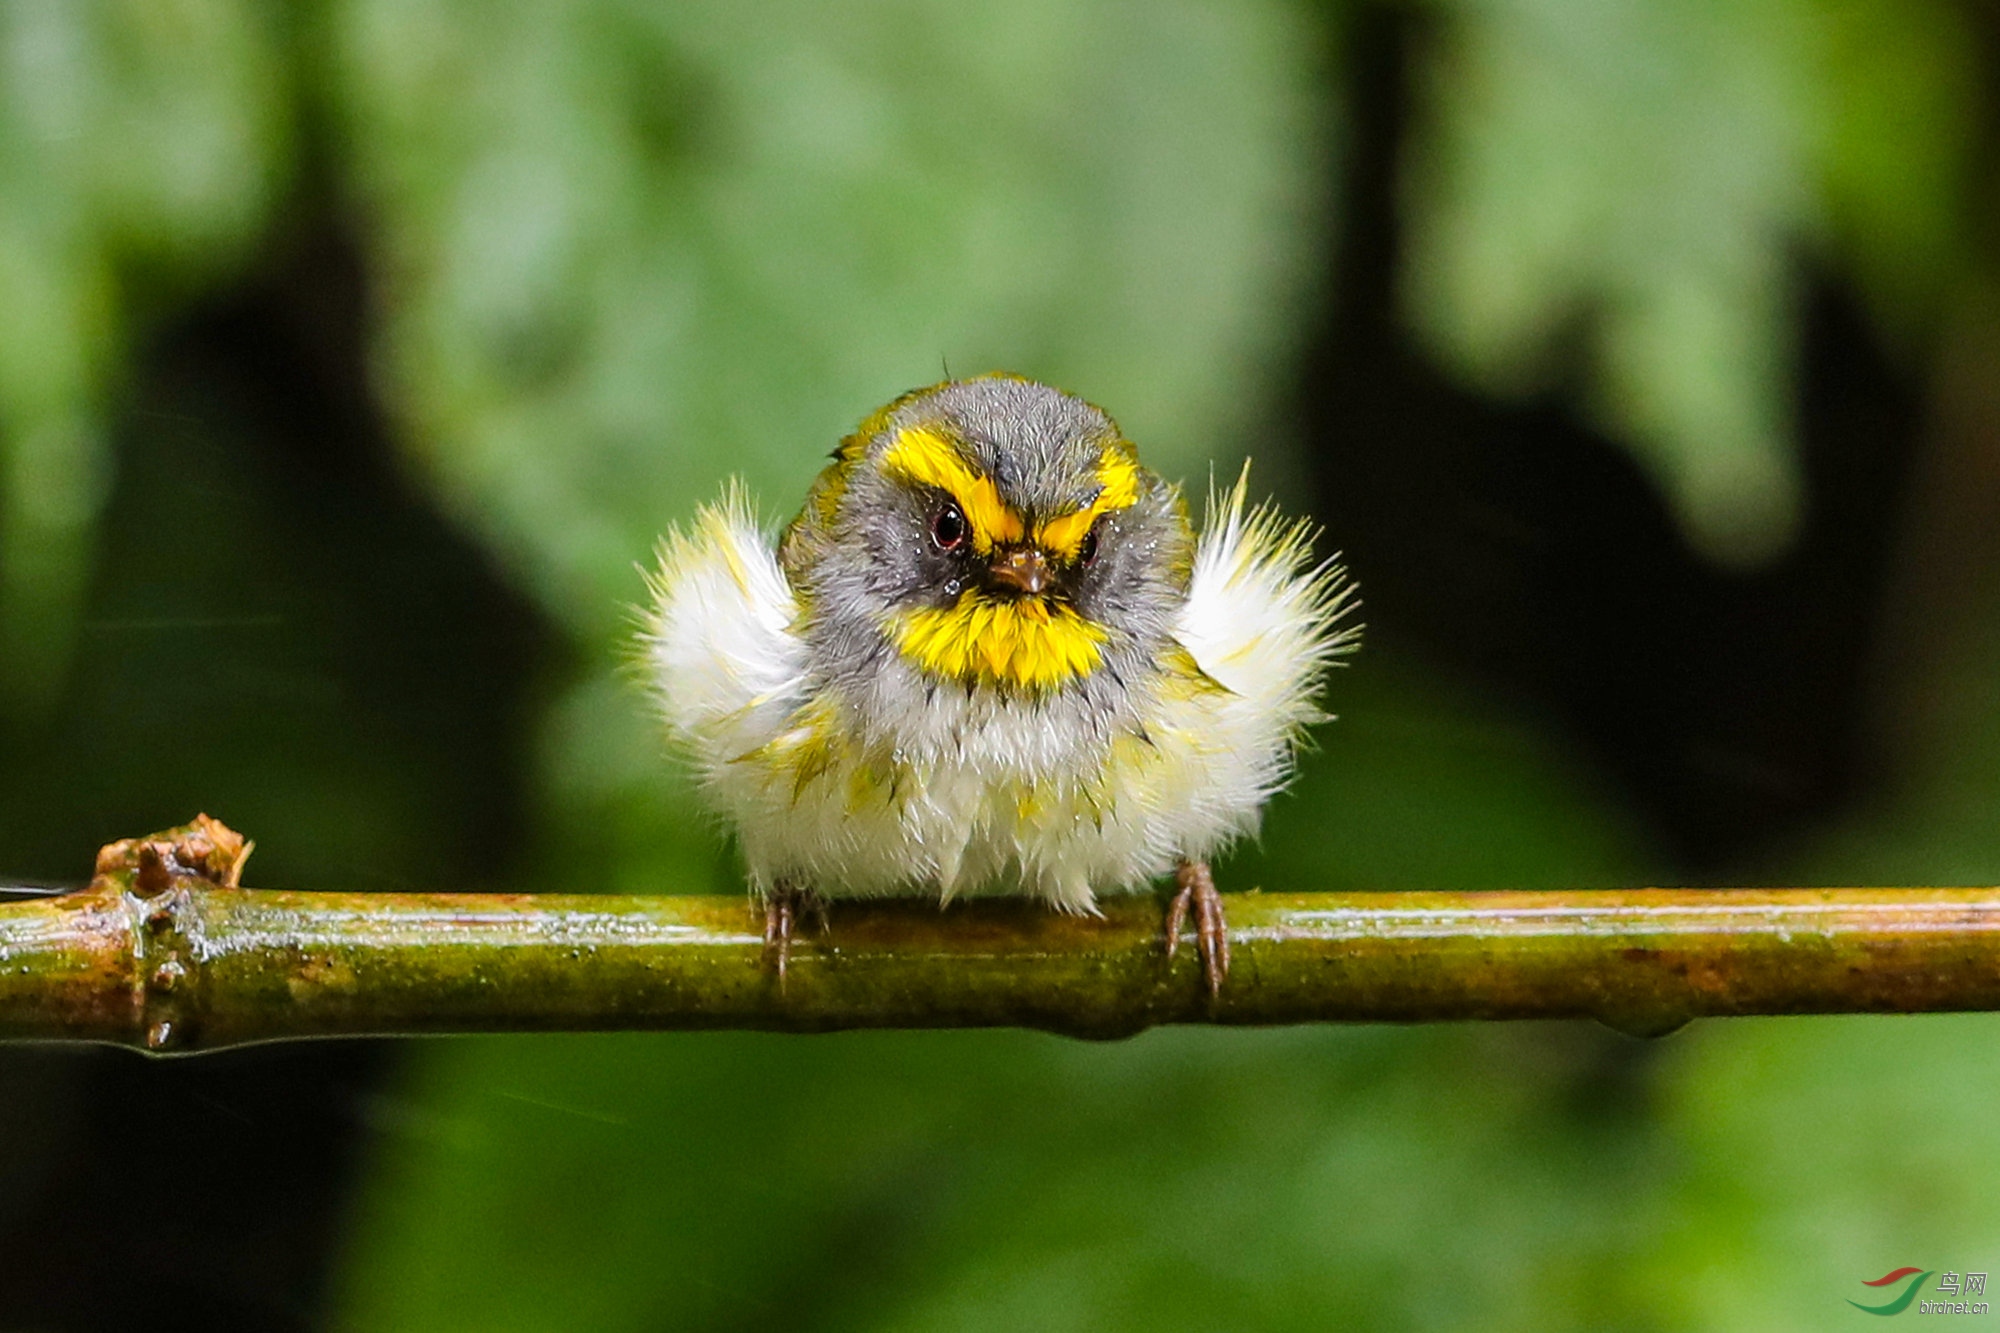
[988,544,1052,596]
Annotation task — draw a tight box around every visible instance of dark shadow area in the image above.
[0,217,559,1330]
[1298,6,1924,873]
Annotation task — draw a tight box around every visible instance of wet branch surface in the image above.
[5,816,2000,1056]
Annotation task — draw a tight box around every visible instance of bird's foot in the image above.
[1165,860,1229,996]
[762,882,827,985]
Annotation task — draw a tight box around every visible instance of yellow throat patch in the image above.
[895,592,1107,692]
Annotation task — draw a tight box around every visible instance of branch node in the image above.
[96,814,251,888]
[134,844,172,898]
[91,817,245,1055]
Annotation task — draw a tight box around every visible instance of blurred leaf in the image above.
[1639,1013,2000,1332]
[531,666,737,896]
[0,0,284,711]
[342,1024,1675,1333]
[1817,0,1980,348]
[1403,0,1977,566]
[1238,645,1652,892]
[329,0,1334,645]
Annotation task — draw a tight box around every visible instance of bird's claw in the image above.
[1165,860,1229,996]
[762,882,826,987]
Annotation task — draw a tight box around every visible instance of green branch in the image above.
[5,816,1999,1056]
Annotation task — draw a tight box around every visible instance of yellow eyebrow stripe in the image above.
[1035,451,1140,558]
[880,427,1023,553]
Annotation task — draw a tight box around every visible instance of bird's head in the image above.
[784,375,1192,695]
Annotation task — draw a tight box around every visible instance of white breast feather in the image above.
[644,469,1356,908]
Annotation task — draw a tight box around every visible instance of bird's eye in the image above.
[930,500,968,552]
[1078,520,1102,566]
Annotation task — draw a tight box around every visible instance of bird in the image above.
[642,374,1357,993]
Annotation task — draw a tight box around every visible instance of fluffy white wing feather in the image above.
[1165,466,1359,859]
[641,486,807,784]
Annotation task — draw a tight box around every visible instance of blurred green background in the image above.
[1,0,1997,1328]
